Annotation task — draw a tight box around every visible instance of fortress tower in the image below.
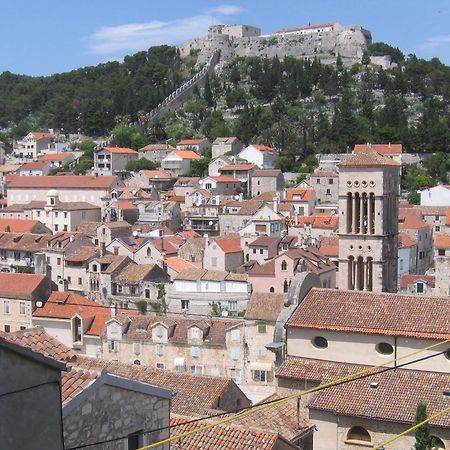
[338,148,400,292]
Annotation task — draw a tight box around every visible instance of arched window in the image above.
[147,247,151,257]
[269,286,275,293]
[283,280,289,293]
[133,359,141,366]
[281,260,287,271]
[72,316,82,343]
[346,426,371,443]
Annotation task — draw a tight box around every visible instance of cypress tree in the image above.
[414,402,432,450]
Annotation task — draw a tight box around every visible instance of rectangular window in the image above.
[19,302,26,315]
[316,179,320,184]
[229,368,241,384]
[3,300,10,314]
[189,365,203,374]
[133,342,141,355]
[67,276,72,284]
[78,277,82,285]
[55,212,58,218]
[109,340,118,352]
[57,257,61,265]
[231,347,240,360]
[190,328,200,339]
[155,344,164,356]
[130,286,136,295]
[252,248,257,254]
[64,212,68,219]
[435,226,440,232]
[416,282,424,294]
[258,321,267,333]
[211,257,218,267]
[438,249,445,256]
[145,289,150,299]
[63,225,68,231]
[259,249,264,254]
[211,367,220,376]
[4,324,10,333]
[229,300,237,312]
[191,346,200,358]
[156,362,164,369]
[20,326,26,331]
[54,224,58,232]
[231,329,240,341]
[181,300,189,311]
[252,369,268,383]
[328,178,334,184]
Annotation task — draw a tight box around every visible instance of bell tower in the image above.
[338,148,400,292]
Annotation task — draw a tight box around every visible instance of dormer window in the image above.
[72,316,82,343]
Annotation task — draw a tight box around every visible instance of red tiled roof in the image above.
[0,219,48,233]
[398,232,416,248]
[252,169,282,177]
[214,237,242,254]
[399,210,431,230]
[169,417,284,449]
[102,146,137,155]
[436,235,450,248]
[287,288,450,339]
[139,144,176,152]
[311,171,338,177]
[61,367,98,404]
[40,153,74,161]
[220,164,255,171]
[164,256,196,273]
[33,291,135,336]
[251,144,275,152]
[31,131,54,140]
[400,274,435,289]
[7,175,119,189]
[285,188,314,202]
[177,139,208,145]
[354,143,403,155]
[140,170,172,179]
[0,272,46,298]
[340,147,400,167]
[318,234,339,257]
[290,214,338,229]
[19,161,50,171]
[117,200,138,211]
[174,150,202,160]
[209,176,240,183]
[64,246,98,263]
[0,326,76,362]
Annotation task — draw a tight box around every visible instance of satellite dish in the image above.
[221,310,229,317]
[233,195,239,200]
[208,221,213,226]
[132,230,139,237]
[35,301,43,308]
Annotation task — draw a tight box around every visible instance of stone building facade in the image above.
[338,148,400,292]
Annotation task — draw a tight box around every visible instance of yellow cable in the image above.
[373,404,450,449]
[138,338,450,450]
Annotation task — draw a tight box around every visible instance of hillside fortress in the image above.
[178,21,373,66]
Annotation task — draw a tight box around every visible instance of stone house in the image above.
[219,163,255,195]
[176,138,211,155]
[172,177,200,197]
[7,175,123,207]
[62,245,99,294]
[138,143,176,163]
[102,314,246,382]
[218,200,266,235]
[397,232,418,282]
[203,237,244,271]
[399,274,435,294]
[110,262,169,308]
[13,130,55,159]
[238,205,288,238]
[238,144,278,169]
[163,256,196,280]
[136,169,174,192]
[136,200,182,231]
[249,248,337,294]
[288,214,338,246]
[0,336,66,450]
[167,268,250,315]
[62,368,172,450]
[354,142,403,165]
[246,235,297,264]
[177,237,206,267]
[18,161,51,176]
[212,137,242,159]
[0,272,50,333]
[413,205,449,236]
[93,146,138,176]
[244,293,286,386]
[32,291,136,357]
[308,170,339,208]
[92,221,132,247]
[434,235,450,296]
[277,287,450,450]
[199,175,241,195]
[0,232,49,274]
[251,169,284,197]
[208,155,232,176]
[283,188,316,215]
[39,152,75,169]
[161,150,202,176]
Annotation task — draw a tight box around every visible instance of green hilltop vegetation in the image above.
[0,42,449,190]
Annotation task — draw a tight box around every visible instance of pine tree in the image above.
[414,402,432,450]
[203,74,214,107]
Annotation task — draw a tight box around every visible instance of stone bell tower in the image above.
[338,148,400,293]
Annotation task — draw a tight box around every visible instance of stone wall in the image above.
[63,384,170,450]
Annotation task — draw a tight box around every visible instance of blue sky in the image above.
[2,0,450,76]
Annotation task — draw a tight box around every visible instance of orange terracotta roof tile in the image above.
[7,175,119,189]
[139,170,172,179]
[0,326,76,362]
[400,274,435,289]
[102,146,138,154]
[436,235,450,248]
[220,164,255,171]
[31,131,54,140]
[285,188,314,202]
[398,232,416,248]
[311,171,338,177]
[290,214,338,229]
[287,288,450,340]
[209,176,240,183]
[354,143,403,155]
[0,272,46,298]
[251,144,275,152]
[252,169,282,177]
[117,200,138,210]
[40,153,74,161]
[65,246,98,263]
[214,237,242,253]
[177,139,208,145]
[61,367,98,404]
[341,147,400,167]
[19,161,50,171]
[0,219,48,233]
[164,256,196,273]
[174,150,202,160]
[139,144,176,151]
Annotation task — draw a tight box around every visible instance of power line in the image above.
[0,380,59,399]
[64,341,450,450]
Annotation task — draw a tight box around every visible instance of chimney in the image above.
[100,242,106,257]
[273,197,278,214]
[111,304,116,318]
[239,193,244,202]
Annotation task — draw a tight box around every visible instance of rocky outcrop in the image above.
[178,23,372,67]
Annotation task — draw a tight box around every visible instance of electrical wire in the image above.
[64,340,450,450]
[373,404,450,449]
[0,380,59,398]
